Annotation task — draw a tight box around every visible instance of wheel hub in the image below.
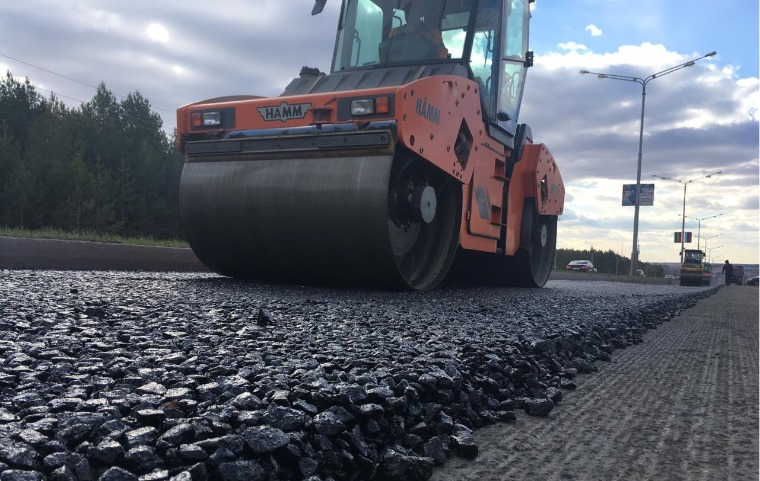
[411,185,437,224]
[539,223,548,248]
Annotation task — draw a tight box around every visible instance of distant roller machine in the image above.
[680,249,710,286]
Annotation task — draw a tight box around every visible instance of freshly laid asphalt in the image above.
[0,237,756,480]
[431,285,759,481]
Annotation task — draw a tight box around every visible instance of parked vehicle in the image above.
[728,265,745,285]
[565,260,596,272]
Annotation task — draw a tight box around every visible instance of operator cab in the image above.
[683,249,704,265]
[315,0,534,140]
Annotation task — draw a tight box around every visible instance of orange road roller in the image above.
[176,0,564,290]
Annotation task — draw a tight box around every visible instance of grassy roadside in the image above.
[0,227,189,248]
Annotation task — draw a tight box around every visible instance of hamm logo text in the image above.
[415,98,440,125]
[257,102,311,122]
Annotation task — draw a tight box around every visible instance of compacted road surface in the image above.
[431,285,759,481]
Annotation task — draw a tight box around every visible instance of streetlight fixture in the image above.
[702,234,723,261]
[681,213,725,251]
[652,171,722,263]
[580,51,717,275]
[707,245,724,263]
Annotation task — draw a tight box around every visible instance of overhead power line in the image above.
[32,86,87,105]
[0,52,101,91]
[0,51,175,116]
[30,85,166,134]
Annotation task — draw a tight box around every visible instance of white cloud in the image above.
[146,23,169,44]
[585,24,603,36]
[557,42,589,53]
[541,42,688,70]
[70,5,121,32]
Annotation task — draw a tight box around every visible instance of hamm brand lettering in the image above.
[415,98,440,125]
[257,102,311,122]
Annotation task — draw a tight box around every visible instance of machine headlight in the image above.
[191,111,222,128]
[350,99,375,116]
[202,112,222,126]
[350,96,390,116]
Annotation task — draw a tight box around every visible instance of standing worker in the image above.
[722,259,734,286]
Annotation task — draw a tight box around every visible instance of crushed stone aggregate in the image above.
[0,270,717,481]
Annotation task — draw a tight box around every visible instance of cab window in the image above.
[332,0,384,70]
[497,0,528,125]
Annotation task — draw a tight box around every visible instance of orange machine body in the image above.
[177,74,564,261]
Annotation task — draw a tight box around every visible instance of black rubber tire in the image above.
[387,155,462,290]
[507,200,557,287]
[448,199,557,287]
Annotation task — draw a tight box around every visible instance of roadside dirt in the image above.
[430,286,759,481]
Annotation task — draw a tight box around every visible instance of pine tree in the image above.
[0,71,42,153]
[0,71,185,240]
[0,122,22,225]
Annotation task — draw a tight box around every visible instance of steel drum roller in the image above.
[180,154,461,289]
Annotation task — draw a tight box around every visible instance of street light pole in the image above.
[682,213,724,251]
[708,245,723,263]
[580,51,716,275]
[703,234,722,261]
[652,171,722,263]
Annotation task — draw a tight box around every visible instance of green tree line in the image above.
[556,248,664,277]
[0,71,184,239]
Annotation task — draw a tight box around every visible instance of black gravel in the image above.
[0,270,717,481]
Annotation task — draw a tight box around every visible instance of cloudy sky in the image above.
[1,0,757,265]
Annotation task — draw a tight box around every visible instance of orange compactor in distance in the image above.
[176,0,564,290]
